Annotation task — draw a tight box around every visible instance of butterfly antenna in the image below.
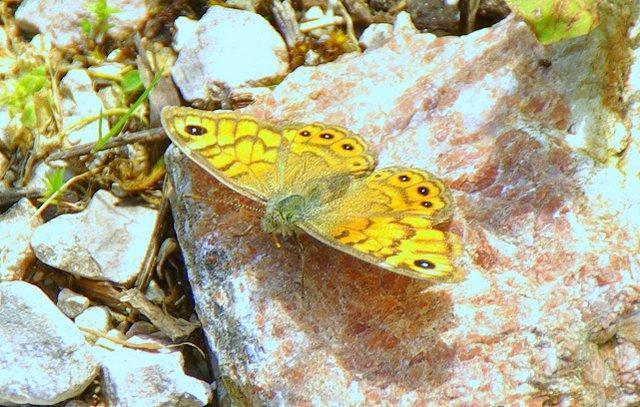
[183,193,262,213]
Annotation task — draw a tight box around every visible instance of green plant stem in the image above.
[91,68,163,153]
[60,108,148,141]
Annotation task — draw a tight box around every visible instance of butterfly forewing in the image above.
[162,106,286,201]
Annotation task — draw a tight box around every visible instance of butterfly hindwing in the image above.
[302,167,462,281]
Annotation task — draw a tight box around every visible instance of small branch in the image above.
[46,127,166,161]
[460,0,481,34]
[120,288,200,342]
[79,326,206,358]
[0,187,41,206]
[299,15,345,33]
[135,172,173,290]
[87,70,124,82]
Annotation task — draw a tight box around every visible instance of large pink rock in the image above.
[166,12,640,406]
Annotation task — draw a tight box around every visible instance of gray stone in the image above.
[171,6,289,104]
[57,288,91,319]
[31,190,158,285]
[15,0,150,49]
[74,306,112,341]
[0,281,98,405]
[0,199,42,281]
[59,69,109,146]
[94,336,212,406]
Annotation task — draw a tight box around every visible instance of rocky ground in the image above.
[1,0,639,406]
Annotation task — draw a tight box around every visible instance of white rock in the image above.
[94,336,212,406]
[304,49,321,66]
[0,281,98,405]
[64,400,91,407]
[15,0,150,49]
[98,85,124,111]
[59,69,109,146]
[359,23,393,50]
[75,306,112,340]
[57,288,91,319]
[31,190,158,285]
[29,33,52,53]
[393,11,419,35]
[304,6,325,21]
[0,199,42,281]
[106,48,127,62]
[172,6,289,103]
[172,16,198,53]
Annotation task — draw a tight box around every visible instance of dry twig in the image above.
[135,173,173,290]
[0,187,41,206]
[120,288,200,342]
[46,127,166,162]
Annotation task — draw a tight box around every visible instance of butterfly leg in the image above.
[271,233,283,249]
[293,233,307,301]
[231,224,255,237]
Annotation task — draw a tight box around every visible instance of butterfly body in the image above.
[162,106,463,282]
[262,193,310,236]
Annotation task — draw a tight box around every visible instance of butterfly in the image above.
[161,106,463,282]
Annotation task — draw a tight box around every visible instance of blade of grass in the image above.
[98,108,104,140]
[32,166,104,220]
[42,167,66,204]
[91,68,164,153]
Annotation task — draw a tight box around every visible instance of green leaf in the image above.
[42,167,66,203]
[82,0,119,39]
[80,19,93,36]
[21,101,37,128]
[87,0,119,21]
[92,69,164,153]
[121,70,143,95]
[1,66,50,124]
[504,0,600,45]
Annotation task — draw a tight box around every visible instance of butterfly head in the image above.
[261,194,309,236]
